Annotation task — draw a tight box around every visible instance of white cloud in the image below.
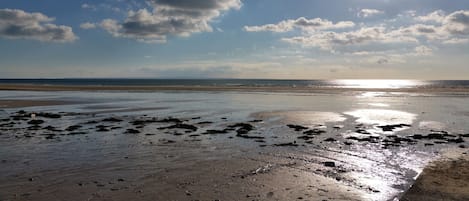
[414,45,433,56]
[358,9,384,18]
[444,10,469,35]
[282,26,418,51]
[0,8,77,42]
[81,3,97,10]
[244,17,355,32]
[267,10,469,53]
[416,10,445,23]
[100,0,242,43]
[80,22,96,29]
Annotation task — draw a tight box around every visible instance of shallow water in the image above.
[0,90,468,201]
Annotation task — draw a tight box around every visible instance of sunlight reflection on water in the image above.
[333,79,425,89]
[344,109,417,125]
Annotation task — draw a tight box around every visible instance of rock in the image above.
[117,178,125,182]
[459,145,466,148]
[156,117,183,124]
[203,129,229,134]
[297,135,315,140]
[355,129,371,134]
[65,125,82,131]
[344,141,353,145]
[324,138,336,142]
[130,118,158,126]
[324,161,335,167]
[125,129,140,134]
[459,134,469,138]
[37,113,61,119]
[377,124,411,132]
[102,117,123,122]
[287,124,308,131]
[303,129,325,135]
[249,119,263,122]
[228,123,254,135]
[236,133,265,139]
[158,124,197,131]
[197,121,213,124]
[28,119,44,125]
[274,142,298,147]
[43,125,61,132]
[447,137,464,143]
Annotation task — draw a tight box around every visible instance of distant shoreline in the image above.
[1,83,469,94]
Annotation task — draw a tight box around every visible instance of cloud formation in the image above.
[357,9,384,18]
[248,10,469,54]
[0,8,77,42]
[99,0,242,43]
[80,22,97,29]
[244,17,355,32]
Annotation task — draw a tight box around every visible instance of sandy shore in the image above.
[1,89,468,201]
[401,151,469,201]
[1,83,469,94]
[0,100,74,108]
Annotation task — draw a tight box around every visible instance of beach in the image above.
[0,85,468,201]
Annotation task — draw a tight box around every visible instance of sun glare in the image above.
[335,79,421,89]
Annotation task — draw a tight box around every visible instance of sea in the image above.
[1,79,469,89]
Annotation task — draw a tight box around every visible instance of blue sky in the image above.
[1,0,469,79]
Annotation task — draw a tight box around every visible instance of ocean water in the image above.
[1,79,469,89]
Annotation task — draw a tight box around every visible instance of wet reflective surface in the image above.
[0,90,468,201]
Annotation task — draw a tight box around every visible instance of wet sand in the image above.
[1,90,468,201]
[401,151,469,201]
[0,100,72,108]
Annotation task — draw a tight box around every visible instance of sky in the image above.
[0,0,469,79]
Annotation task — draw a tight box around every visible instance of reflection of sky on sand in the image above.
[253,111,346,126]
[327,146,434,201]
[418,121,446,130]
[344,109,417,125]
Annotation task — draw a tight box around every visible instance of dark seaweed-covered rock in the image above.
[346,136,380,143]
[156,117,183,124]
[125,129,140,134]
[274,142,298,147]
[460,134,469,138]
[130,118,158,126]
[43,125,61,132]
[447,137,464,143]
[324,138,337,142]
[228,123,255,135]
[235,133,265,139]
[203,129,229,134]
[197,121,213,125]
[324,161,335,167]
[377,124,411,132]
[96,125,110,132]
[355,129,371,134]
[303,129,325,135]
[287,124,308,131]
[158,123,198,131]
[37,113,61,119]
[102,117,123,122]
[228,123,254,130]
[297,135,315,140]
[65,125,82,131]
[28,119,44,125]
[249,119,263,123]
[68,132,87,135]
